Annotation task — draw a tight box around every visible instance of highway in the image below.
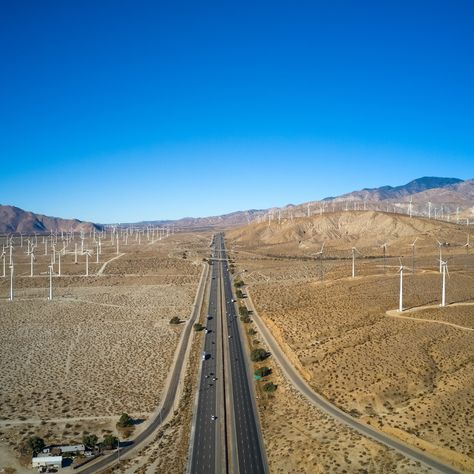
[77,262,209,474]
[189,234,267,474]
[189,240,225,473]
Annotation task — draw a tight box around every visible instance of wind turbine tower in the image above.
[440,260,449,307]
[9,264,14,301]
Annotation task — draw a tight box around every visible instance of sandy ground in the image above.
[247,325,432,473]
[227,212,474,472]
[0,231,210,471]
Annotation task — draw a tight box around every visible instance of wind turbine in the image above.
[397,258,411,312]
[48,264,54,300]
[408,197,413,218]
[436,240,443,273]
[410,237,418,273]
[380,242,388,274]
[1,248,5,278]
[30,250,36,277]
[440,260,449,307]
[464,233,470,270]
[9,264,14,301]
[316,242,325,282]
[351,247,362,278]
[428,201,432,219]
[85,250,91,276]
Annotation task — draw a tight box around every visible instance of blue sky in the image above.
[1,1,473,223]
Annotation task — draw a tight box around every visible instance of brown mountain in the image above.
[0,205,103,234]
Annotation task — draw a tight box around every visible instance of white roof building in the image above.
[32,456,62,468]
[58,444,85,453]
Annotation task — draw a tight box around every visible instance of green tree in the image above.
[82,433,98,450]
[239,306,249,317]
[117,413,133,428]
[234,280,244,288]
[194,323,204,331]
[236,289,244,299]
[262,382,277,392]
[254,366,271,378]
[24,436,45,455]
[248,328,257,336]
[101,434,119,450]
[169,316,181,324]
[250,348,269,362]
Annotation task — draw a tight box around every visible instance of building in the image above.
[51,444,85,456]
[32,456,62,469]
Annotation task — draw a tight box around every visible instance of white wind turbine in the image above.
[1,248,5,278]
[380,242,388,274]
[316,242,325,282]
[410,237,419,274]
[84,250,92,276]
[436,240,444,273]
[397,258,410,312]
[463,233,470,270]
[48,264,54,300]
[440,259,449,307]
[9,264,14,301]
[351,247,362,278]
[408,197,413,218]
[30,249,36,277]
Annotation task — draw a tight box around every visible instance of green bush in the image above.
[24,436,45,455]
[239,306,249,317]
[101,434,119,450]
[117,413,133,428]
[236,289,244,299]
[234,280,244,288]
[194,323,204,331]
[254,366,271,377]
[82,433,98,449]
[248,328,257,336]
[262,382,277,392]
[250,348,268,362]
[240,315,251,323]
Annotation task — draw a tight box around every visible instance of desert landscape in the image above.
[0,230,209,471]
[227,210,474,472]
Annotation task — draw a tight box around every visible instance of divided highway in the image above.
[189,234,267,474]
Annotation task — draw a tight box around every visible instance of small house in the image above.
[32,456,62,469]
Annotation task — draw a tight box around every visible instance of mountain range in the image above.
[1,176,472,233]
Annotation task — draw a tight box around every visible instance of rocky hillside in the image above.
[0,205,102,234]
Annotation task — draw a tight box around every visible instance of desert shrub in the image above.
[240,315,251,323]
[23,436,45,455]
[193,323,204,331]
[236,289,244,299]
[101,434,118,450]
[169,316,181,324]
[234,280,244,288]
[239,306,249,317]
[254,367,271,377]
[82,433,98,449]
[248,328,257,336]
[250,348,268,362]
[262,382,277,392]
[117,413,133,428]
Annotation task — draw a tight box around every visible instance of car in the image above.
[231,299,236,303]
[211,415,217,421]
[212,377,217,381]
[202,352,210,360]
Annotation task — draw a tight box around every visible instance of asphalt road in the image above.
[189,234,267,474]
[77,262,208,474]
[189,241,222,474]
[246,289,461,474]
[221,234,266,474]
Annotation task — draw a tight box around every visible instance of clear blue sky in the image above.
[1,1,473,223]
